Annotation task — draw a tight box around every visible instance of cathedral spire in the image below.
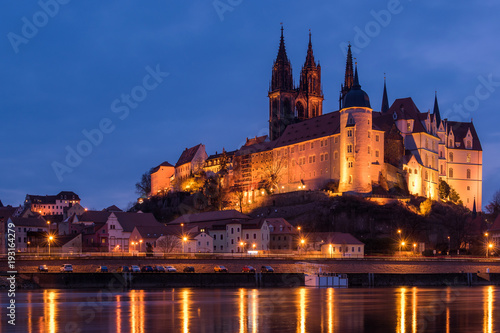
[472,197,477,218]
[270,25,293,92]
[344,44,354,90]
[433,91,442,124]
[352,62,360,89]
[381,75,389,113]
[340,43,354,109]
[304,30,316,67]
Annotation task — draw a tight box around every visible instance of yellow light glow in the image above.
[402,242,406,246]
[183,237,187,242]
[488,243,493,248]
[301,239,305,244]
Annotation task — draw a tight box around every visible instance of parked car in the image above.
[141,266,154,273]
[96,266,108,273]
[214,265,228,273]
[183,266,195,273]
[60,264,73,273]
[38,265,48,272]
[118,266,130,273]
[153,265,166,273]
[130,265,141,272]
[164,266,177,272]
[261,266,274,273]
[242,265,256,273]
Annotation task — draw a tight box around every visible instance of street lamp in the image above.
[48,236,53,257]
[447,236,450,255]
[183,237,187,253]
[139,239,143,253]
[487,243,493,258]
[413,243,417,254]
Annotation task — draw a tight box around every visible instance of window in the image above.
[246,234,249,239]
[467,169,471,179]
[320,154,324,162]
[349,175,353,184]
[324,153,328,160]
[348,161,354,168]
[449,168,453,178]
[467,154,471,163]
[310,142,314,149]
[375,150,379,158]
[231,239,234,244]
[334,151,338,159]
[308,156,316,163]
[467,186,470,191]
[368,146,371,154]
[407,122,411,132]
[253,234,257,239]
[466,140,472,149]
[449,152,453,162]
[231,228,234,234]
[220,234,224,240]
[409,169,412,174]
[375,135,380,142]
[368,132,371,138]
[347,144,353,153]
[334,137,339,144]
[347,129,353,137]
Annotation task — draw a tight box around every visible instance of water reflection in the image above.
[484,286,493,333]
[7,286,498,333]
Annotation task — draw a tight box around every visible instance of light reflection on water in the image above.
[2,286,498,333]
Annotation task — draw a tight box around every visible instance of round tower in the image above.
[339,65,373,194]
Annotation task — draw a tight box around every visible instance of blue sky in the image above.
[1,1,499,210]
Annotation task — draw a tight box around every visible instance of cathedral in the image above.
[151,27,483,211]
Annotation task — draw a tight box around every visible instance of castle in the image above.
[151,28,482,211]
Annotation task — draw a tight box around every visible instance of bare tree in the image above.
[261,154,286,193]
[156,235,181,254]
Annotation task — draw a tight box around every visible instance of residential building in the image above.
[7,216,49,252]
[308,232,365,258]
[24,191,81,216]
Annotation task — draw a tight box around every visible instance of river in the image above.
[1,286,498,332]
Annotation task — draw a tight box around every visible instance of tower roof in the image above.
[381,76,389,113]
[276,25,289,64]
[343,64,371,109]
[344,44,354,90]
[304,31,316,68]
[433,92,442,124]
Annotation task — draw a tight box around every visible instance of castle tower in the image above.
[339,64,373,193]
[339,44,354,109]
[296,31,324,120]
[269,26,296,141]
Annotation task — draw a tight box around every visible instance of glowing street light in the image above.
[48,235,54,257]
[182,237,187,253]
[487,243,493,258]
[413,243,417,254]
[139,239,143,252]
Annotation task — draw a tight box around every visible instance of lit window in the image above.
[449,168,453,178]
[467,169,471,179]
[347,144,353,153]
[467,154,471,163]
[347,129,353,137]
[449,152,453,162]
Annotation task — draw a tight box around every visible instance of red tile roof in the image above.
[176,144,203,167]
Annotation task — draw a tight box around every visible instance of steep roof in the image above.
[489,214,500,232]
[104,205,122,212]
[387,98,428,133]
[446,121,482,151]
[113,212,161,233]
[176,144,204,167]
[151,161,174,173]
[169,210,251,225]
[133,225,170,239]
[274,111,341,148]
[309,232,364,245]
[78,211,111,224]
[265,218,297,234]
[9,216,48,228]
[0,206,18,220]
[26,191,80,204]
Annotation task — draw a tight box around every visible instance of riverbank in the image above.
[2,272,500,290]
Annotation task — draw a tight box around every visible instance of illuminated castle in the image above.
[152,28,482,211]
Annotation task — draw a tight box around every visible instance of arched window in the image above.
[449,152,453,162]
[296,102,305,120]
[348,175,353,184]
[467,169,471,179]
[449,168,453,178]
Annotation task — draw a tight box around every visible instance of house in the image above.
[174,144,208,184]
[308,232,365,258]
[61,211,110,252]
[266,218,298,251]
[106,212,162,252]
[7,216,49,252]
[49,234,83,255]
[25,191,81,216]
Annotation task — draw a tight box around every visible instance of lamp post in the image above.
[300,238,305,255]
[400,241,405,256]
[48,236,53,257]
[413,243,417,255]
[487,243,493,258]
[447,236,450,255]
[240,242,245,256]
[183,237,187,253]
[139,239,143,253]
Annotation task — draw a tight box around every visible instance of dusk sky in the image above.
[1,1,500,210]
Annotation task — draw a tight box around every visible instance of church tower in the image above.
[269,26,296,141]
[339,44,354,109]
[339,64,373,194]
[296,31,324,121]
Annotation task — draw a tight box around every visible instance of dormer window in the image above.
[347,129,353,137]
[407,121,411,132]
[466,140,472,149]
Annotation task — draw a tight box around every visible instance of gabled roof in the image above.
[169,210,251,225]
[309,232,364,245]
[133,225,170,239]
[0,206,18,220]
[151,161,174,173]
[112,212,161,233]
[104,205,122,212]
[489,214,500,232]
[446,121,482,151]
[26,191,80,204]
[387,98,428,133]
[274,112,341,148]
[176,144,204,167]
[9,216,48,228]
[207,150,235,161]
[78,211,112,224]
[265,218,297,234]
